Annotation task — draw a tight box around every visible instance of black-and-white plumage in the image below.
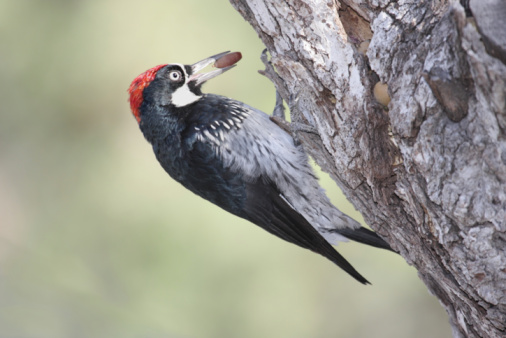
[129,52,394,284]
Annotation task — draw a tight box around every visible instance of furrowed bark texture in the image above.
[229,0,506,337]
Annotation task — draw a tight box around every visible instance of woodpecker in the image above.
[128,51,394,284]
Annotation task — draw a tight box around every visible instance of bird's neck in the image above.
[139,103,186,144]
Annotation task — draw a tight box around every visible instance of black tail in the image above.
[336,227,397,253]
[269,193,372,285]
[243,181,371,285]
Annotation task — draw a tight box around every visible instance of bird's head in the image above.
[128,51,238,123]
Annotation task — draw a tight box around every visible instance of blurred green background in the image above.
[0,1,451,337]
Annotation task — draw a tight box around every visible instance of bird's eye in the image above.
[168,70,182,82]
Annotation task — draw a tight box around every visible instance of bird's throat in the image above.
[171,85,202,107]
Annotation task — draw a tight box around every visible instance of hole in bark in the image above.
[474,272,485,281]
[338,3,373,44]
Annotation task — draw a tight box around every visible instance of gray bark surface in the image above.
[229,1,506,337]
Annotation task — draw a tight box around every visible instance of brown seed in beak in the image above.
[214,52,242,68]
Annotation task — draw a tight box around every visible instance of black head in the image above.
[144,63,201,108]
[128,51,238,122]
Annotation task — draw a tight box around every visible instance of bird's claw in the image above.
[260,50,318,141]
[271,91,319,144]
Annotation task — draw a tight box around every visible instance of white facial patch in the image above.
[171,84,202,107]
[169,63,202,107]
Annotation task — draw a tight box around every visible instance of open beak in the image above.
[189,51,237,86]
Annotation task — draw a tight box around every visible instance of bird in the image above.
[128,51,394,284]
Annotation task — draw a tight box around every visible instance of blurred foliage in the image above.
[0,1,451,337]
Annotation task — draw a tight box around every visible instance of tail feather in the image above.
[336,227,396,253]
[243,181,372,285]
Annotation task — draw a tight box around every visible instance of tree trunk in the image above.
[229,0,506,337]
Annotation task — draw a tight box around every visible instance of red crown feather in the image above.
[128,64,166,123]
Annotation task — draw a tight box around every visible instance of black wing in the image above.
[179,104,371,284]
[241,179,370,285]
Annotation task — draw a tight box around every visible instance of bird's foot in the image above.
[290,121,319,136]
[272,90,286,120]
[259,49,319,141]
[258,49,282,85]
[270,92,319,143]
[258,49,289,107]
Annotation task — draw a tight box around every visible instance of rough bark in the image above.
[229,0,506,337]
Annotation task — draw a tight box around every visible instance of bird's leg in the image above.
[270,91,293,134]
[258,49,319,138]
[272,90,285,119]
[286,93,319,136]
[270,93,320,145]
